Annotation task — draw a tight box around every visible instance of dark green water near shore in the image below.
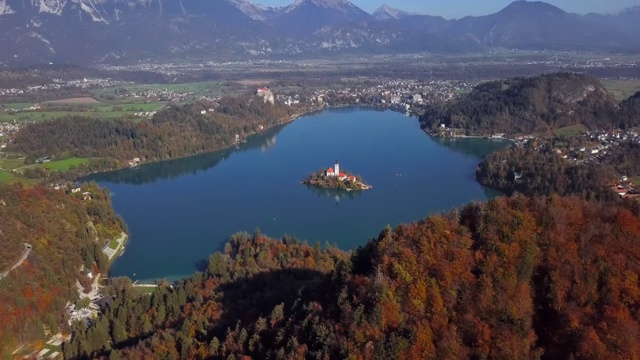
[90,108,508,282]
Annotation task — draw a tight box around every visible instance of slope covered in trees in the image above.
[8,95,296,170]
[0,184,125,355]
[476,141,640,199]
[419,73,636,135]
[476,147,617,200]
[66,195,640,359]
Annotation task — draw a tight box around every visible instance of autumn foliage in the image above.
[0,184,124,355]
[66,195,640,359]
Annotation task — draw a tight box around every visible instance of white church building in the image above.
[325,160,347,181]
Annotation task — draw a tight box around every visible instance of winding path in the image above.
[0,243,32,281]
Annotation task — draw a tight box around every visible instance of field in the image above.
[554,124,588,137]
[0,157,26,170]
[134,286,158,295]
[0,157,92,183]
[43,97,101,104]
[36,157,91,171]
[122,81,223,94]
[0,101,166,123]
[602,79,640,102]
[0,169,16,183]
[3,103,33,110]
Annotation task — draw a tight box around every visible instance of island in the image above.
[302,160,371,191]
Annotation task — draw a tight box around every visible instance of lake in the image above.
[90,108,509,282]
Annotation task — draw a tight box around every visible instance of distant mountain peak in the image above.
[620,5,640,15]
[286,0,361,13]
[228,0,274,21]
[372,4,410,20]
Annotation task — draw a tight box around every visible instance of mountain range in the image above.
[0,0,638,66]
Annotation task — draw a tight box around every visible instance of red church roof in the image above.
[327,167,334,173]
[339,172,347,177]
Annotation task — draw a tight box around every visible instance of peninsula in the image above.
[303,160,371,191]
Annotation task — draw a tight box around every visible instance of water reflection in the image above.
[431,137,511,158]
[304,184,363,205]
[261,135,277,153]
[86,125,285,185]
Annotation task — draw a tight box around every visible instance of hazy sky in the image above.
[259,0,639,18]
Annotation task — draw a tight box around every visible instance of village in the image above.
[510,127,640,200]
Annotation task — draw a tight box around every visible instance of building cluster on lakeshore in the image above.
[510,128,640,166]
[277,79,471,115]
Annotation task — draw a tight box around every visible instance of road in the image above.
[0,243,32,281]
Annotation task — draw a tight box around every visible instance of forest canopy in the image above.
[0,184,125,355]
[65,195,640,360]
[8,94,297,169]
[419,73,639,135]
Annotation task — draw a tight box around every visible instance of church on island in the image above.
[302,159,371,191]
[325,160,357,182]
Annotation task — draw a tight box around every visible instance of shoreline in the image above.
[73,104,411,181]
[88,106,504,285]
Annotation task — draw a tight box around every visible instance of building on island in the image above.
[324,160,348,181]
[306,159,371,191]
[326,160,340,177]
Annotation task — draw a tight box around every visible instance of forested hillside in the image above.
[419,73,636,135]
[0,184,125,355]
[9,95,296,167]
[476,141,640,199]
[65,196,640,359]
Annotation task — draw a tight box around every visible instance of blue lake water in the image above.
[90,108,508,282]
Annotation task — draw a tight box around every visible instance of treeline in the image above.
[0,183,125,355]
[63,232,347,359]
[9,94,298,173]
[66,195,640,359]
[420,73,639,135]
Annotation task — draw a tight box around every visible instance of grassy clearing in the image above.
[108,239,119,250]
[36,157,90,171]
[134,286,158,295]
[631,176,640,186]
[0,157,25,170]
[0,169,16,183]
[0,110,135,122]
[554,124,587,137]
[3,103,34,110]
[602,79,640,102]
[0,101,166,123]
[124,81,222,94]
[77,297,91,309]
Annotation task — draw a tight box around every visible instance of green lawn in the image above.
[0,169,16,183]
[3,103,34,110]
[554,124,588,137]
[124,81,222,94]
[631,176,640,186]
[36,157,90,171]
[108,239,119,250]
[135,286,158,295]
[0,157,25,170]
[0,101,166,123]
[77,297,91,309]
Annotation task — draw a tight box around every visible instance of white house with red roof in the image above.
[326,159,340,177]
